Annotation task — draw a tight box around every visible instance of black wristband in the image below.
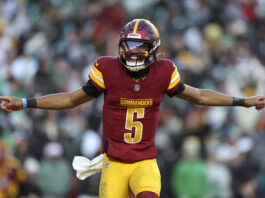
[26,98,37,108]
[232,97,245,106]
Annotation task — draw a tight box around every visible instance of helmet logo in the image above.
[127,33,141,39]
[105,162,110,168]
[134,84,140,92]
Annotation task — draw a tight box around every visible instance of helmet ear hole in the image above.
[149,56,153,61]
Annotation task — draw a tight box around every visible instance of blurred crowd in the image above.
[0,0,265,198]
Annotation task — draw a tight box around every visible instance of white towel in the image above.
[72,154,104,180]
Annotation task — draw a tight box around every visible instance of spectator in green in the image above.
[36,142,71,198]
[171,136,209,198]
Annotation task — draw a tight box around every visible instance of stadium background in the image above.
[0,0,265,197]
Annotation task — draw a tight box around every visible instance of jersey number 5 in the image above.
[124,108,145,144]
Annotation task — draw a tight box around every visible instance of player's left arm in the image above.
[176,84,265,111]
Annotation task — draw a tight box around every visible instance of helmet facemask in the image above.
[119,40,160,72]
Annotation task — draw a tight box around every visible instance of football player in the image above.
[1,19,265,198]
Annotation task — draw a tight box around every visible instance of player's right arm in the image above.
[0,88,94,113]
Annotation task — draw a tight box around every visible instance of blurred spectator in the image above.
[80,129,101,159]
[206,135,232,198]
[217,132,260,198]
[250,113,265,171]
[36,142,71,198]
[10,52,39,87]
[250,113,265,198]
[0,0,265,197]
[171,136,209,198]
[0,141,26,198]
[20,157,41,197]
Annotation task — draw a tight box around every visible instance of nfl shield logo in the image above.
[134,84,140,92]
[105,162,110,168]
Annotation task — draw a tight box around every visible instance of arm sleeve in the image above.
[167,81,185,97]
[82,80,102,97]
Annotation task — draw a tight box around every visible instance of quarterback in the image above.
[1,19,265,198]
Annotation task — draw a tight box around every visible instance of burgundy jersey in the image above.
[88,57,181,163]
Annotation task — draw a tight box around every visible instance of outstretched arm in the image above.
[0,88,94,113]
[177,84,265,111]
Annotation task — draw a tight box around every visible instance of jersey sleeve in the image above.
[88,59,106,93]
[82,80,102,97]
[166,62,182,96]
